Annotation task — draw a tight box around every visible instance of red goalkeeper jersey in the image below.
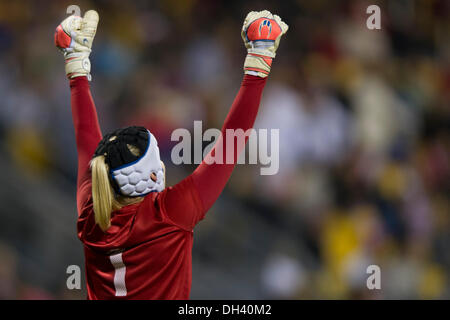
[70,75,266,299]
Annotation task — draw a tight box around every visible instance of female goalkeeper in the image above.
[55,9,287,299]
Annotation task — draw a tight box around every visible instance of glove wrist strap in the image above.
[65,56,91,80]
[243,53,273,78]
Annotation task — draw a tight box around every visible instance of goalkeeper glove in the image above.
[241,10,288,78]
[54,10,99,79]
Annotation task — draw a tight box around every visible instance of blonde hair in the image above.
[90,143,143,232]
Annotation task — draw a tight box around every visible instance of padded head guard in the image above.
[93,126,165,197]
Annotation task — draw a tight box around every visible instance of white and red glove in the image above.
[241,10,288,78]
[54,10,99,79]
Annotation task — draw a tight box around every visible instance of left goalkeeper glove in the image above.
[241,10,288,78]
[54,10,99,79]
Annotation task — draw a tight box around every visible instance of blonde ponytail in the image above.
[91,155,113,231]
[90,152,144,232]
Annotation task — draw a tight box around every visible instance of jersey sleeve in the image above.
[70,76,103,214]
[155,176,205,231]
[158,75,267,230]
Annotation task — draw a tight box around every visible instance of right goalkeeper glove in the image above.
[241,10,288,78]
[54,10,99,79]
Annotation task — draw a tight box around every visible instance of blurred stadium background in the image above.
[0,0,449,299]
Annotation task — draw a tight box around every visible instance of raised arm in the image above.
[55,10,101,211]
[70,77,102,188]
[191,74,266,211]
[159,11,288,230]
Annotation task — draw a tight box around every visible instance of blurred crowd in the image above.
[0,0,449,299]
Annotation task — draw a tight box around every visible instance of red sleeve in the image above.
[160,75,267,230]
[70,76,103,215]
[156,176,204,231]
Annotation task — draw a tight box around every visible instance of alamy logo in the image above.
[66,5,81,16]
[66,265,81,290]
[366,265,381,290]
[171,121,279,175]
[366,5,381,30]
